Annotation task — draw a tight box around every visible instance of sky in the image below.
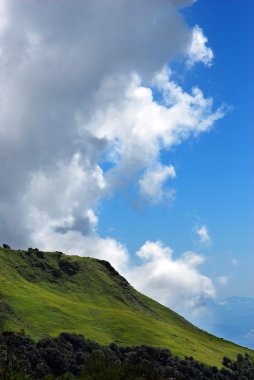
[0,0,253,341]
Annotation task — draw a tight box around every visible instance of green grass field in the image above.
[0,247,253,367]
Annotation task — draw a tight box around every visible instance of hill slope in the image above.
[0,247,253,367]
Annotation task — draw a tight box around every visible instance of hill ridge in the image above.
[0,246,253,367]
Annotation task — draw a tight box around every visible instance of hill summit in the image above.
[0,246,252,367]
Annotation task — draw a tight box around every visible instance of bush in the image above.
[0,331,253,379]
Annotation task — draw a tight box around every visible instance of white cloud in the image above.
[139,164,176,203]
[86,68,224,191]
[0,0,219,248]
[85,209,98,230]
[187,25,214,67]
[128,241,215,313]
[196,225,212,245]
[246,329,254,338]
[24,153,106,235]
[231,258,238,266]
[218,300,228,306]
[0,1,223,249]
[217,276,229,286]
[0,1,221,313]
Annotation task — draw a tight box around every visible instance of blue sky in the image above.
[0,0,253,345]
[99,0,254,298]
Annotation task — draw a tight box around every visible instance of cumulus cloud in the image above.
[85,67,224,190]
[195,225,212,246]
[0,0,221,312]
[0,0,205,247]
[24,153,106,234]
[139,164,176,203]
[128,241,215,313]
[187,25,214,67]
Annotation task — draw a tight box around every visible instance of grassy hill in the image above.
[0,246,253,367]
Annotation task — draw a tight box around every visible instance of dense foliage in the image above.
[0,332,253,379]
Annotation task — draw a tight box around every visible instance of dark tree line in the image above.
[0,331,253,379]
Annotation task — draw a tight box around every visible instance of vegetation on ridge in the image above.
[0,246,253,369]
[0,331,254,379]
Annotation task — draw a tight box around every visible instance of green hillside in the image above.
[0,247,252,367]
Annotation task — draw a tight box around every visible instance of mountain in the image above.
[0,247,253,367]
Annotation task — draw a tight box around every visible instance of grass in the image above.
[0,247,253,367]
